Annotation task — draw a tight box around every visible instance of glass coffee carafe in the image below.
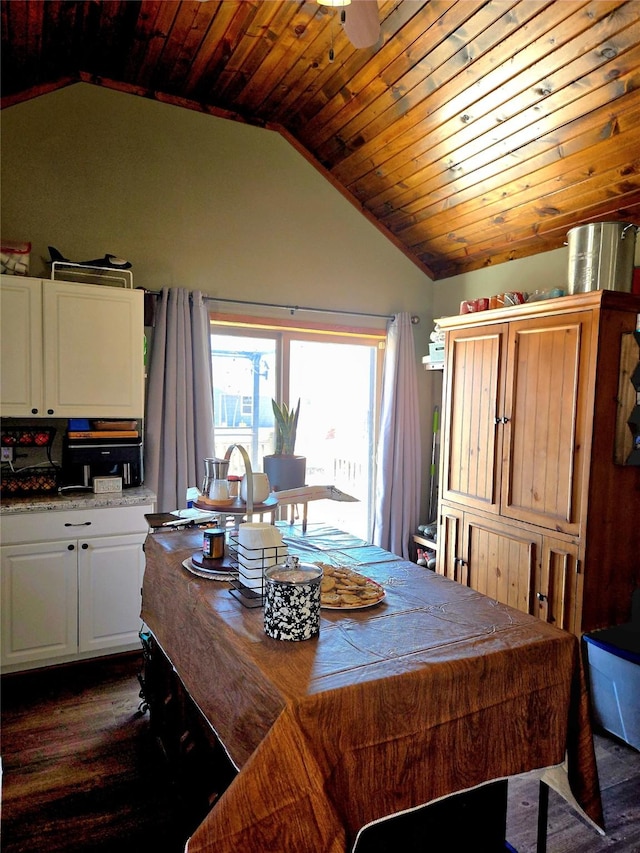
[202,457,230,501]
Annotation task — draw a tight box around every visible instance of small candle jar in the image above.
[202,527,225,560]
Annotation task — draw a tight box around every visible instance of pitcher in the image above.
[202,457,230,501]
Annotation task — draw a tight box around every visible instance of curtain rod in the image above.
[145,290,419,324]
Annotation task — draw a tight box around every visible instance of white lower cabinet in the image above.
[0,503,153,672]
[78,533,146,653]
[1,539,78,665]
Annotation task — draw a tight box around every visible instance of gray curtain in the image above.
[372,312,422,558]
[144,287,215,512]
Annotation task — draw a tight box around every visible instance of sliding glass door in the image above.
[211,321,384,539]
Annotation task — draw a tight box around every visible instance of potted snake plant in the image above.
[263,398,306,491]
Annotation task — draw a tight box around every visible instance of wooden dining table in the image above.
[141,522,603,853]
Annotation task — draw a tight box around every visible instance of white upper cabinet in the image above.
[1,275,144,418]
[0,276,43,416]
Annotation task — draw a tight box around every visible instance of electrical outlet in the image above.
[1,446,15,462]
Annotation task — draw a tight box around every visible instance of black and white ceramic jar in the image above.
[264,557,323,641]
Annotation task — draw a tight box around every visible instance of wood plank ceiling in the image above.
[2,0,640,280]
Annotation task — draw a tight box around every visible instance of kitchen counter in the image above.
[1,484,156,672]
[0,486,156,515]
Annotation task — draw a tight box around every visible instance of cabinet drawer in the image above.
[0,504,153,545]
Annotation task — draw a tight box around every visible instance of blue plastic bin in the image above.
[583,622,640,751]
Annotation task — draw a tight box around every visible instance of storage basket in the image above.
[0,239,31,275]
[1,426,56,448]
[0,468,60,497]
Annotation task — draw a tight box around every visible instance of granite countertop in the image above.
[0,486,157,515]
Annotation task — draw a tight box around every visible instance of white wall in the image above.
[434,231,640,322]
[7,82,617,524]
[1,83,444,519]
[433,248,568,320]
[1,84,435,321]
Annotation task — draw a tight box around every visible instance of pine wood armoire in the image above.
[435,290,640,637]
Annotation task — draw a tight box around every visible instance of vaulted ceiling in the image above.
[2,0,640,280]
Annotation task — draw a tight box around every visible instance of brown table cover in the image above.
[141,523,603,853]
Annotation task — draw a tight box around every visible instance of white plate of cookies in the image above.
[316,562,386,610]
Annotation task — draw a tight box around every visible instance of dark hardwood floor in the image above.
[1,653,639,853]
[1,654,192,853]
[506,734,640,853]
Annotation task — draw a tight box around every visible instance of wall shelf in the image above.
[413,533,437,552]
[422,356,444,371]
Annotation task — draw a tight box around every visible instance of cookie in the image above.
[321,576,336,593]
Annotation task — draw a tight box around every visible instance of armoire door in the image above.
[436,503,464,582]
[440,325,507,514]
[463,515,540,617]
[500,311,593,535]
[536,537,581,634]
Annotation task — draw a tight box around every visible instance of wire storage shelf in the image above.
[51,261,133,288]
[1,425,60,496]
[1,426,56,448]
[227,530,288,608]
[0,466,60,497]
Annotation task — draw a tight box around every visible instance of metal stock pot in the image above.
[567,222,638,294]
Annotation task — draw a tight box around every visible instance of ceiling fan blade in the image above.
[343,0,380,49]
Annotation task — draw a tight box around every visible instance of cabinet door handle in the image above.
[536,592,548,602]
[67,544,75,551]
[64,521,92,527]
[81,543,89,550]
[31,408,39,414]
[502,416,510,423]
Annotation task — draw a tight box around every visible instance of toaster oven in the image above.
[62,437,143,488]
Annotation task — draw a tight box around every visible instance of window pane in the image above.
[211,334,276,475]
[290,340,376,540]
